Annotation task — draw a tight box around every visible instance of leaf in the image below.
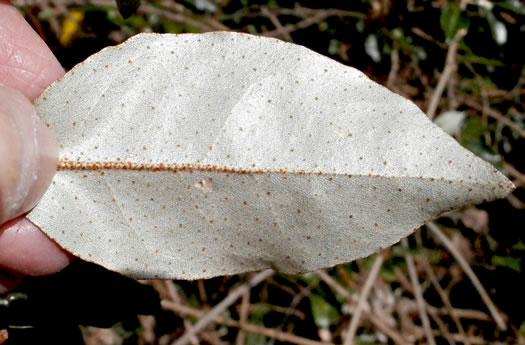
[116,0,141,18]
[28,32,514,280]
[440,3,470,40]
[309,294,340,329]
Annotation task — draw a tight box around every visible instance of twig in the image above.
[427,28,467,119]
[197,280,208,305]
[504,162,525,186]
[428,311,456,345]
[393,267,414,294]
[241,303,306,320]
[235,289,250,345]
[461,98,525,139]
[163,301,333,345]
[171,269,274,345]
[367,314,409,345]
[423,258,467,345]
[271,7,366,19]
[386,47,400,90]
[411,27,448,49]
[427,223,507,331]
[262,11,328,38]
[260,8,363,38]
[403,243,437,345]
[316,270,352,300]
[316,270,409,345]
[225,6,365,22]
[396,265,497,323]
[433,307,492,321]
[261,7,293,41]
[343,253,385,345]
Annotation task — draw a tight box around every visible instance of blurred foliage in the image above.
[3,0,525,344]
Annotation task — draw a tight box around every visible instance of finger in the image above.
[0,217,73,278]
[0,2,73,290]
[0,1,64,101]
[0,85,58,224]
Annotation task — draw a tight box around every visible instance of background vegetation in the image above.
[2,0,524,344]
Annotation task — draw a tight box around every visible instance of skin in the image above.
[0,1,73,293]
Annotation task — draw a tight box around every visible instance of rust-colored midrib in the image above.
[56,159,497,189]
[57,159,332,176]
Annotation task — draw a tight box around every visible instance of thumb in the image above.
[0,84,58,224]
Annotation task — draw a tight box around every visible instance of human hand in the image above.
[0,1,74,292]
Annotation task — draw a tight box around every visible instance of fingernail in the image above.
[0,84,58,224]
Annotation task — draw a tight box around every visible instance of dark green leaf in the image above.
[116,0,141,18]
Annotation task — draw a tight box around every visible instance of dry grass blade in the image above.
[171,269,274,345]
[427,223,507,331]
[343,253,384,345]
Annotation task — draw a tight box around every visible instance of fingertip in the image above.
[0,217,73,276]
[0,84,58,224]
[0,2,65,101]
